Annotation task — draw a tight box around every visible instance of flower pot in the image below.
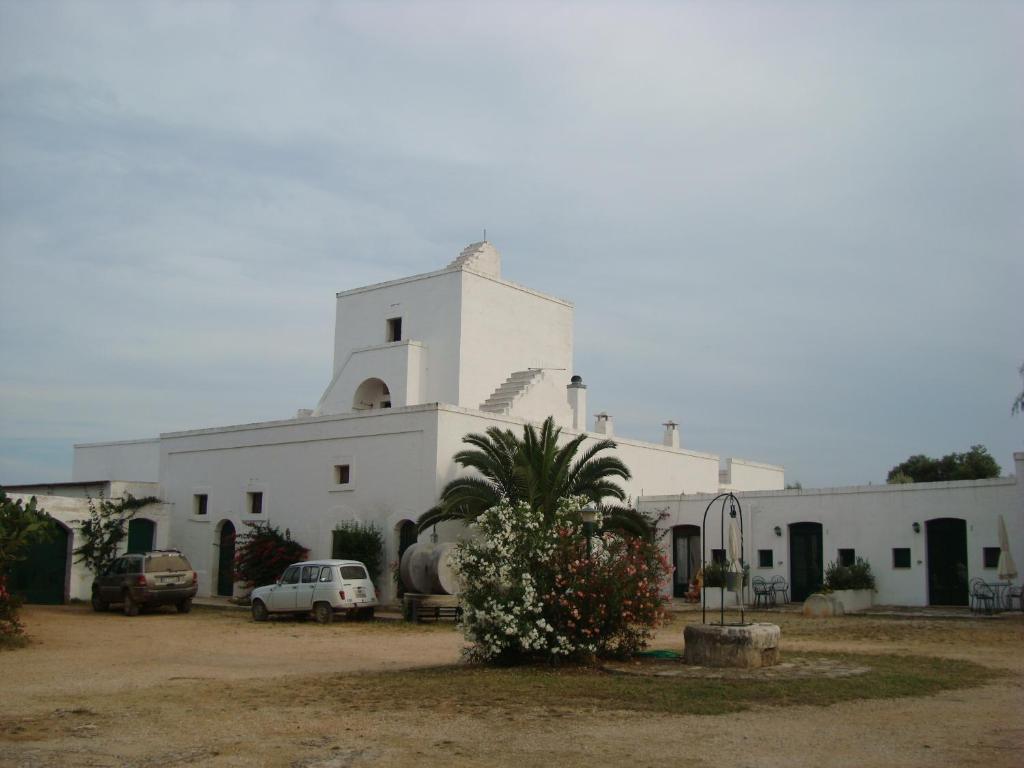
[830,589,873,613]
[726,572,743,592]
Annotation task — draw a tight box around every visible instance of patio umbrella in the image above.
[996,514,1018,582]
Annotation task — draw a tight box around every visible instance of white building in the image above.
[50,242,784,603]
[641,452,1024,607]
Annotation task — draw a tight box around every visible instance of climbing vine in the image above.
[73,494,160,576]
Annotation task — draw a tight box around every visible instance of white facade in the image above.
[641,452,1024,607]
[66,241,784,603]
[5,482,170,602]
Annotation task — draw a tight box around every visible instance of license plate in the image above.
[356,587,366,597]
[160,576,177,585]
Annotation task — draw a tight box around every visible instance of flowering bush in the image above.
[452,496,671,664]
[0,575,25,647]
[233,522,309,589]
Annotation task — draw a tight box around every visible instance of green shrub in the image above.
[1,490,57,646]
[702,560,729,588]
[453,496,671,664]
[233,522,309,589]
[824,557,876,591]
[331,522,384,584]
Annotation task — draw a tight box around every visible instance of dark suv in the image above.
[91,550,198,616]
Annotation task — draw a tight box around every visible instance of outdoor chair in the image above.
[752,576,775,608]
[969,578,995,615]
[770,575,790,604]
[1005,584,1022,612]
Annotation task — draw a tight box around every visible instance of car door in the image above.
[269,566,300,611]
[295,565,319,611]
[100,558,125,601]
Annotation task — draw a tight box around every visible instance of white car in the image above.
[250,559,378,623]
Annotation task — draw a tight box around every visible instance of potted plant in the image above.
[823,558,876,612]
[701,561,739,610]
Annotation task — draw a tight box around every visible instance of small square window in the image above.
[758,549,773,568]
[194,494,208,516]
[982,547,1000,569]
[335,464,351,485]
[386,317,402,342]
[711,549,726,564]
[838,548,855,567]
[893,548,911,568]
[248,491,263,515]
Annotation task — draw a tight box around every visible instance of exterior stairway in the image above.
[479,369,543,415]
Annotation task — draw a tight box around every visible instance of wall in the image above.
[720,458,786,492]
[327,269,462,409]
[73,439,160,482]
[458,270,574,416]
[6,491,171,602]
[641,455,1024,606]
[159,406,444,602]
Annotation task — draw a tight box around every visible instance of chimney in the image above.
[594,412,613,436]
[566,375,587,431]
[663,421,679,448]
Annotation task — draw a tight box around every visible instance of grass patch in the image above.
[316,652,998,717]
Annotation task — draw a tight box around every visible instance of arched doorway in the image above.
[789,522,823,602]
[9,521,70,605]
[926,518,968,606]
[395,520,418,597]
[352,378,391,410]
[127,518,155,553]
[671,525,701,597]
[216,521,236,597]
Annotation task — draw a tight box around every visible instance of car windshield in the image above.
[339,565,368,580]
[145,555,191,573]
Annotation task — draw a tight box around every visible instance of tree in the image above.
[331,521,384,585]
[417,416,650,537]
[0,490,57,576]
[1,490,58,645]
[233,522,308,589]
[886,445,1001,484]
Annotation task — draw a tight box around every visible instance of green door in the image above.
[217,521,236,597]
[127,518,155,553]
[8,523,69,604]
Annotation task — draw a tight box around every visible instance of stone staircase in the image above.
[447,241,501,277]
[479,369,543,415]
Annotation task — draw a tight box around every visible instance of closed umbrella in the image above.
[728,519,743,573]
[996,514,1018,583]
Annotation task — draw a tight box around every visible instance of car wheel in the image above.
[91,591,108,612]
[313,602,333,624]
[176,598,193,614]
[123,591,139,617]
[251,600,269,622]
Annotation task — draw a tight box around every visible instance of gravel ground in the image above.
[1,604,1021,768]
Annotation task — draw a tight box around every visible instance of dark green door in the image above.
[789,522,823,602]
[217,521,236,597]
[127,518,155,553]
[926,518,968,606]
[8,523,69,604]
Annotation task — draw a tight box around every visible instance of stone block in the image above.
[683,622,781,668]
[802,593,845,618]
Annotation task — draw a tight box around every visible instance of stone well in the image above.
[683,623,781,668]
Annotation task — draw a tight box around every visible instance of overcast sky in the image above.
[1,1,1021,488]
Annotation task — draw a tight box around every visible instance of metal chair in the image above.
[770,575,790,605]
[1004,584,1022,612]
[969,578,995,615]
[752,576,775,608]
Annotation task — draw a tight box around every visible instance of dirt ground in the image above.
[2,604,1022,768]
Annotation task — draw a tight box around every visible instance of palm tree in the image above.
[417,416,652,537]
